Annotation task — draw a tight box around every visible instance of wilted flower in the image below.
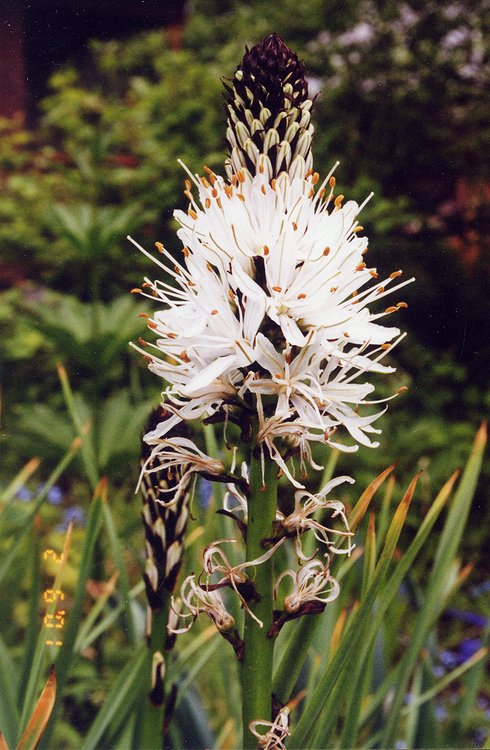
[249,707,291,750]
[275,559,340,613]
[170,574,235,634]
[279,476,354,559]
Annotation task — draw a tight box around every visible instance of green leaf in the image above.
[39,480,105,748]
[0,439,81,586]
[80,646,147,750]
[289,474,419,748]
[273,464,395,705]
[380,423,486,747]
[17,668,56,750]
[0,634,20,747]
[0,458,40,508]
[57,362,99,489]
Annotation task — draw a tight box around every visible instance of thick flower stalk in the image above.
[133,33,411,749]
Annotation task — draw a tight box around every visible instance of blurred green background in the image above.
[0,0,488,746]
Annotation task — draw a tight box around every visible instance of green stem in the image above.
[242,453,278,749]
[142,602,171,750]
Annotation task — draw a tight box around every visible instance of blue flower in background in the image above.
[57,505,85,531]
[36,483,64,505]
[199,478,213,508]
[47,486,64,505]
[15,486,32,502]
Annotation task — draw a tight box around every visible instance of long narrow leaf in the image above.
[18,533,42,706]
[18,526,73,739]
[0,635,20,747]
[0,458,40,509]
[17,668,56,750]
[381,423,486,747]
[57,362,99,489]
[402,647,488,714]
[39,480,105,748]
[0,439,81,587]
[273,465,395,703]
[289,474,418,748]
[102,502,137,644]
[80,646,147,750]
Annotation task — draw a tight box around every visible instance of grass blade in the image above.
[57,361,99,489]
[0,439,81,587]
[350,463,396,533]
[17,668,56,750]
[18,532,42,705]
[0,635,20,747]
[39,479,105,748]
[381,423,486,747]
[80,646,147,750]
[101,502,137,644]
[288,474,419,748]
[0,458,40,509]
[18,525,73,740]
[273,465,395,704]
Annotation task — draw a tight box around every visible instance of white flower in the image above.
[132,157,412,485]
[174,163,411,349]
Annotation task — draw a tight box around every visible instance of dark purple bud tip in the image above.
[233,33,308,112]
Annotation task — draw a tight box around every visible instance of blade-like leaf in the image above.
[381,423,486,747]
[273,465,395,704]
[288,475,419,748]
[80,646,147,750]
[57,362,99,489]
[350,463,396,533]
[0,438,81,587]
[0,635,20,747]
[39,480,105,748]
[17,668,56,750]
[18,526,73,739]
[0,458,40,508]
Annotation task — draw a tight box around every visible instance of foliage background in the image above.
[0,0,488,747]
